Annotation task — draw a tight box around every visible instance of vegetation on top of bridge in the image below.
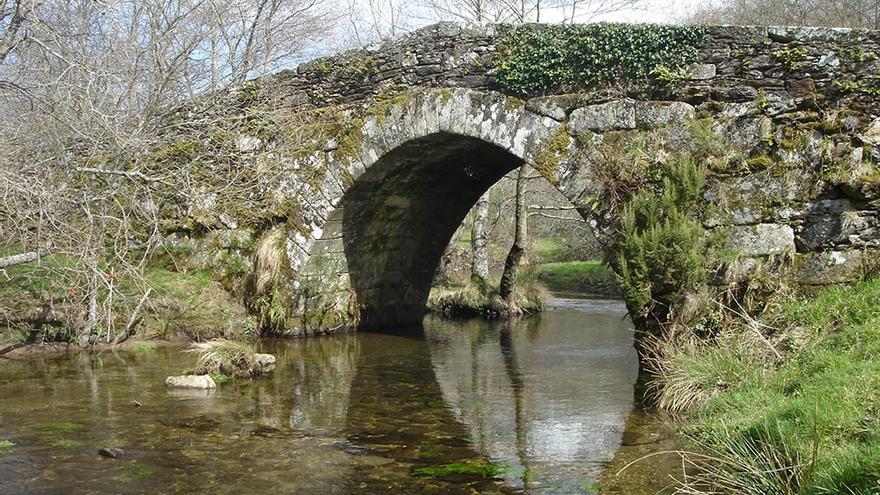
[491,23,709,95]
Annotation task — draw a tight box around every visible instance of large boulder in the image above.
[165,375,217,389]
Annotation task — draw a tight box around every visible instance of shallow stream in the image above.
[0,297,680,494]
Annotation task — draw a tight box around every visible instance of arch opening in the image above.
[342,132,526,329]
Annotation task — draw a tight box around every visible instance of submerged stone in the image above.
[165,375,217,389]
[98,448,124,459]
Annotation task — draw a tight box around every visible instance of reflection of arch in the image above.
[292,89,606,330]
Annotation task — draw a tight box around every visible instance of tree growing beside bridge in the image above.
[0,0,335,344]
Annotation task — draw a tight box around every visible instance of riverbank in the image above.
[535,260,620,297]
[0,339,181,360]
[651,275,880,493]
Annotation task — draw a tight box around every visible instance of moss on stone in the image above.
[531,124,572,185]
[364,91,417,125]
[746,154,774,170]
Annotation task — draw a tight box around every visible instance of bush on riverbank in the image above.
[651,277,880,493]
[0,252,254,347]
[535,260,620,296]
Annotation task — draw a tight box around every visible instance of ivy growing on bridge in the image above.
[492,23,708,95]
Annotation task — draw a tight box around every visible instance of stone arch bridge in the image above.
[167,23,880,333]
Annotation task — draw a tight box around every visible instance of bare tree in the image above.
[470,193,490,284]
[685,0,880,29]
[499,163,529,308]
[0,0,333,345]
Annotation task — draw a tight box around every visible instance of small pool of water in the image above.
[0,298,678,494]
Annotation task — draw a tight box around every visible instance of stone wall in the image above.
[159,22,880,334]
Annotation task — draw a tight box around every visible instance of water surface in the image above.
[0,297,675,494]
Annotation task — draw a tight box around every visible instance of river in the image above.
[0,297,679,494]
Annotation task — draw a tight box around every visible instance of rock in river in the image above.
[254,353,276,373]
[165,375,216,389]
[98,448,124,459]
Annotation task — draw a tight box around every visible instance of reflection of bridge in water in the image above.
[283,298,639,493]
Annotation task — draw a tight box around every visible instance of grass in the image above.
[34,422,84,432]
[49,438,86,448]
[654,276,880,494]
[124,461,154,479]
[535,260,620,296]
[130,342,158,353]
[413,462,503,479]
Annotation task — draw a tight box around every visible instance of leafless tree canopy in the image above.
[0,0,334,344]
[686,0,880,29]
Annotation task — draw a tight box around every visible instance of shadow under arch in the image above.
[341,131,525,330]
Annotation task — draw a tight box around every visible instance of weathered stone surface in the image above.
[713,86,758,102]
[525,94,582,121]
[568,100,636,133]
[716,257,759,285]
[158,22,880,332]
[793,250,878,285]
[165,375,217,389]
[768,26,860,43]
[726,224,795,256]
[862,118,880,146]
[703,171,810,227]
[634,101,695,128]
[689,63,716,80]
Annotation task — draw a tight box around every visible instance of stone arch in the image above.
[288,88,602,331]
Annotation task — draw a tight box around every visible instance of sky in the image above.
[307,0,715,63]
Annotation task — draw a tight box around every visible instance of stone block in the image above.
[796,199,854,251]
[568,100,636,134]
[792,250,875,285]
[634,101,695,128]
[726,223,795,256]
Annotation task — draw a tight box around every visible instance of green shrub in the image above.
[610,156,708,317]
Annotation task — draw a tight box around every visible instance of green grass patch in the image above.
[34,422,84,432]
[131,343,158,354]
[124,461,154,479]
[668,276,880,493]
[49,438,85,448]
[209,372,233,384]
[535,261,619,296]
[413,462,502,479]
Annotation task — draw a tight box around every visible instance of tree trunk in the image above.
[499,164,528,307]
[470,192,489,284]
[80,263,99,347]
